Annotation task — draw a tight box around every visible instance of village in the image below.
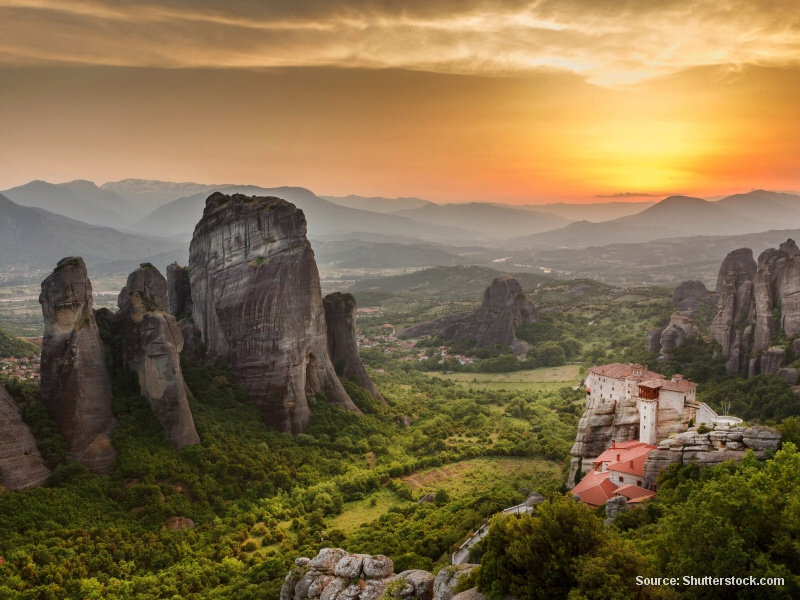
[0,354,41,382]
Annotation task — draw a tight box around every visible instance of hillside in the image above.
[132,186,474,242]
[1,180,137,228]
[0,193,184,272]
[0,328,39,358]
[100,178,221,211]
[394,202,571,237]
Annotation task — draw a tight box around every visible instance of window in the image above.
[637,481,642,486]
[619,477,624,482]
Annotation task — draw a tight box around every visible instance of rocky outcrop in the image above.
[166,263,192,319]
[433,565,479,600]
[396,276,538,354]
[39,257,116,473]
[450,589,485,600]
[189,193,359,434]
[711,248,758,375]
[604,496,628,525]
[118,265,200,449]
[282,550,457,600]
[0,383,51,489]
[645,328,662,352]
[673,280,708,304]
[713,240,800,375]
[760,348,785,375]
[643,424,781,487]
[568,394,640,485]
[323,292,384,402]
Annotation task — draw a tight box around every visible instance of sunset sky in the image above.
[1,1,800,203]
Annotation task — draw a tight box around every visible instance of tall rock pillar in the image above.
[189,193,360,434]
[323,292,385,402]
[39,257,117,473]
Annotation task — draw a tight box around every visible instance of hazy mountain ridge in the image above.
[0,193,184,273]
[514,191,800,249]
[131,185,476,242]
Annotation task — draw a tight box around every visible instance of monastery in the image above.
[570,362,720,507]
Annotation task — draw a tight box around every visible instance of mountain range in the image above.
[0,193,184,273]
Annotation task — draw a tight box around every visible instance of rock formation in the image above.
[189,193,359,434]
[282,549,477,600]
[323,292,384,402]
[0,383,51,489]
[710,248,758,374]
[39,257,117,473]
[712,240,800,375]
[645,328,662,353]
[396,276,539,354]
[166,263,192,319]
[673,280,708,305]
[117,265,200,449]
[643,425,781,488]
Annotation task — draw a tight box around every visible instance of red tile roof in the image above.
[593,441,651,465]
[569,471,618,509]
[589,363,663,381]
[607,444,657,477]
[638,377,697,393]
[614,484,657,501]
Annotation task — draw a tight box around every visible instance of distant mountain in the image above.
[513,194,782,249]
[393,202,571,237]
[0,193,184,273]
[321,195,433,213]
[100,179,220,211]
[132,186,475,242]
[348,265,554,301]
[523,201,655,222]
[1,180,138,228]
[715,190,800,227]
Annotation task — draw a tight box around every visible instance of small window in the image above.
[637,481,642,486]
[619,477,623,483]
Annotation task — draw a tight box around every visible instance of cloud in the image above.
[595,192,660,198]
[1,1,800,85]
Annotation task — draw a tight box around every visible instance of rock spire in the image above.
[323,292,384,402]
[39,257,116,473]
[118,264,200,449]
[189,193,359,434]
[396,276,538,353]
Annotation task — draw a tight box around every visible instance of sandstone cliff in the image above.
[643,425,781,487]
[712,240,800,375]
[710,248,758,374]
[39,257,117,473]
[0,383,51,489]
[189,193,359,434]
[396,276,538,353]
[323,292,384,402]
[166,263,192,319]
[118,265,200,449]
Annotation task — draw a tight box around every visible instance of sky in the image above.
[1,1,800,204]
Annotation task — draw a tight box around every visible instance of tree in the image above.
[476,494,606,600]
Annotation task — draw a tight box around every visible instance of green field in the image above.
[330,457,562,533]
[424,364,583,392]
